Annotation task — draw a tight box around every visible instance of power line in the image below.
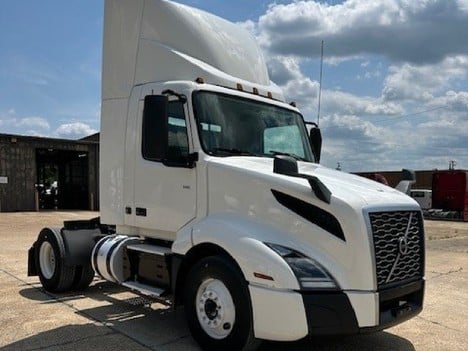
[371,105,446,124]
[321,105,447,130]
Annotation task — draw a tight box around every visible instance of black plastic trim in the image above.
[136,207,147,217]
[171,254,184,295]
[302,292,359,335]
[271,190,345,241]
[27,244,37,276]
[301,280,424,336]
[61,228,104,266]
[362,280,424,333]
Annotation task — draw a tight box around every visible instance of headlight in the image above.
[265,243,338,290]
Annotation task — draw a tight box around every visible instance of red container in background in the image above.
[432,170,468,221]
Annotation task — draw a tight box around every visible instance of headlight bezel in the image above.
[265,242,339,291]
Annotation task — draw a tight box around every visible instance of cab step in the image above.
[122,280,166,298]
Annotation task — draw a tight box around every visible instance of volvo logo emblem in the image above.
[398,236,409,256]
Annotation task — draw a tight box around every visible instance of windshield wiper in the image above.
[268,150,308,162]
[211,147,257,156]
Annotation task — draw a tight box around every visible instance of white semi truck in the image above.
[28,1,425,350]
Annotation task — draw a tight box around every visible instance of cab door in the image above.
[133,88,196,236]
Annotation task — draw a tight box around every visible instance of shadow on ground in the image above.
[10,282,415,351]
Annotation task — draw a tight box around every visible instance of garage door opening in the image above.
[36,149,89,210]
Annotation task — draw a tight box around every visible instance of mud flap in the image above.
[28,243,38,276]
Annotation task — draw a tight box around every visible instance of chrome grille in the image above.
[369,211,424,289]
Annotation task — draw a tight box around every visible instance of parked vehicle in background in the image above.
[410,189,432,210]
[430,170,468,221]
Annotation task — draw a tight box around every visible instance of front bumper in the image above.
[304,280,425,336]
[249,279,424,341]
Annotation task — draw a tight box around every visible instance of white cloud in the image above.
[267,56,302,85]
[275,68,403,119]
[16,116,50,130]
[382,56,468,102]
[55,122,97,139]
[0,110,50,134]
[257,0,468,64]
[322,90,403,116]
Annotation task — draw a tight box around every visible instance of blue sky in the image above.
[1,0,467,172]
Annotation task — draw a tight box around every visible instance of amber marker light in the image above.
[254,272,274,281]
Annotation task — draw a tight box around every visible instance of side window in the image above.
[264,125,305,157]
[167,102,189,159]
[142,98,189,161]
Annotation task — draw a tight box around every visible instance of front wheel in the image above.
[184,256,259,351]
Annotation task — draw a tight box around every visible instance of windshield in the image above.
[193,91,315,162]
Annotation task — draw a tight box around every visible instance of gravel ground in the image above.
[0,211,467,351]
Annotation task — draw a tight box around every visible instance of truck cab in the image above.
[28,1,425,350]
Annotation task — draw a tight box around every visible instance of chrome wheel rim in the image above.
[195,278,235,339]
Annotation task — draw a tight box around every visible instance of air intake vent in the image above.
[369,211,424,290]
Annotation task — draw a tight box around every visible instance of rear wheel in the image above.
[184,256,259,351]
[71,264,95,290]
[35,228,76,292]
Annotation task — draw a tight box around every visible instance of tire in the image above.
[34,228,76,293]
[184,256,260,351]
[71,264,95,290]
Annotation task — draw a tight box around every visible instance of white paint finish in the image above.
[206,158,370,290]
[126,243,172,255]
[249,285,308,341]
[346,291,379,327]
[102,0,282,101]
[133,85,197,235]
[123,86,142,228]
[171,225,193,255]
[140,0,269,85]
[410,189,432,210]
[100,98,129,225]
[102,0,144,100]
[191,214,301,290]
[206,156,420,291]
[0,176,7,184]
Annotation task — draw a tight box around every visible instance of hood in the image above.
[208,156,418,210]
[205,156,421,291]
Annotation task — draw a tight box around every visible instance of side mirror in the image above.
[395,169,416,195]
[273,155,298,175]
[306,122,322,163]
[401,169,416,182]
[142,95,169,161]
